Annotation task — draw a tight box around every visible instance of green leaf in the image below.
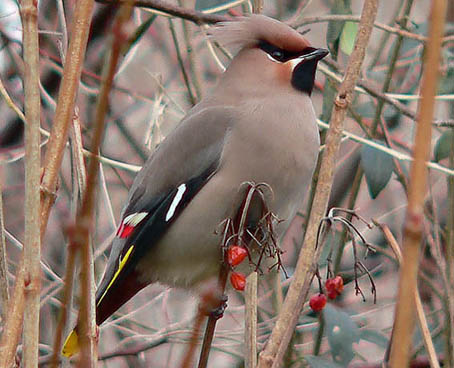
[434,130,454,162]
[438,50,454,94]
[124,15,157,57]
[323,305,360,365]
[361,142,394,199]
[305,355,344,368]
[321,79,337,123]
[326,0,351,59]
[340,21,358,55]
[438,68,454,94]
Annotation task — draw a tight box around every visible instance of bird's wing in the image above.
[94,106,236,322]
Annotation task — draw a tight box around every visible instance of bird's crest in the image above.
[209,15,310,53]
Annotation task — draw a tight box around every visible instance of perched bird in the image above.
[63,14,327,357]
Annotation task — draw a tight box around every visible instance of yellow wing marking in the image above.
[97,245,134,307]
[62,329,79,357]
[62,246,134,358]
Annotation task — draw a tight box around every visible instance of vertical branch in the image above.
[257,1,378,367]
[21,0,41,366]
[446,121,454,367]
[40,0,95,240]
[72,3,134,366]
[245,272,258,368]
[50,117,87,367]
[178,0,203,100]
[0,183,9,325]
[168,18,197,106]
[443,3,454,366]
[388,0,447,366]
[0,1,95,365]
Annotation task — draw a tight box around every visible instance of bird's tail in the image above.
[61,268,147,358]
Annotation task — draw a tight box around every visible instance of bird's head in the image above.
[211,15,328,95]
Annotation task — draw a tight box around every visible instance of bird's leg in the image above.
[208,294,228,320]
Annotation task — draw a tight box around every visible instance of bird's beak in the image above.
[291,48,329,68]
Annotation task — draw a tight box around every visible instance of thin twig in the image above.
[72,3,134,366]
[40,0,95,241]
[96,0,228,24]
[316,119,454,177]
[168,18,197,106]
[389,0,448,366]
[257,1,378,367]
[50,114,87,367]
[0,182,9,324]
[377,222,440,368]
[292,14,427,43]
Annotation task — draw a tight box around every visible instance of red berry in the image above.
[227,245,248,266]
[230,271,246,291]
[325,278,335,292]
[332,276,344,293]
[325,276,344,299]
[327,289,339,300]
[309,293,327,312]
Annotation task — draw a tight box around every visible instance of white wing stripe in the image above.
[165,184,187,222]
[123,212,148,226]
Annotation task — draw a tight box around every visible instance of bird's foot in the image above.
[209,294,228,320]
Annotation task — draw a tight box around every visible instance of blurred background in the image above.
[1,0,454,366]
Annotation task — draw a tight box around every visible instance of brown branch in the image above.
[291,14,427,43]
[197,243,230,368]
[350,355,444,368]
[72,3,134,367]
[376,222,440,368]
[95,0,228,24]
[0,0,41,366]
[50,117,88,368]
[20,0,42,366]
[388,0,448,366]
[256,1,379,367]
[322,57,418,122]
[245,272,258,368]
[39,337,168,365]
[39,0,95,241]
[0,182,9,325]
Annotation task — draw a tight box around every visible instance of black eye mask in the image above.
[258,40,317,63]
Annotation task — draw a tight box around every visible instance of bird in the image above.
[62,14,327,357]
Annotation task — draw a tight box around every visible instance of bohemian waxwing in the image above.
[63,14,328,357]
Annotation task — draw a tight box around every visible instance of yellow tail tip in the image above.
[62,329,79,358]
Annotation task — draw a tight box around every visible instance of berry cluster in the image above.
[227,245,248,291]
[309,275,344,312]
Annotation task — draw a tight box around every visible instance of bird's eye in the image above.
[271,50,284,61]
[258,41,287,62]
